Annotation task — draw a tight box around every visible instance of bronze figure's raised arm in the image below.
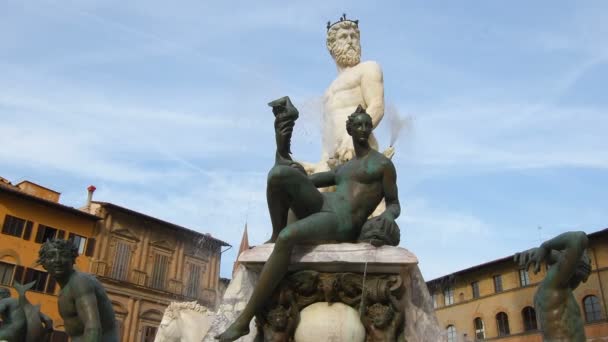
[215,97,401,341]
[514,231,590,342]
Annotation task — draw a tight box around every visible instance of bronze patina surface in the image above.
[39,239,119,342]
[514,231,590,342]
[216,97,401,341]
[0,282,54,342]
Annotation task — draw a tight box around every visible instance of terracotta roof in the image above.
[0,185,100,221]
[93,201,230,247]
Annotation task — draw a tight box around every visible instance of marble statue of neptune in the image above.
[314,14,386,172]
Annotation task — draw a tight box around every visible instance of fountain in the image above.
[203,97,440,341]
[201,15,441,342]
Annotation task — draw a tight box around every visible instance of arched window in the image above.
[473,317,485,339]
[496,312,510,336]
[583,295,602,322]
[446,325,457,342]
[522,306,537,331]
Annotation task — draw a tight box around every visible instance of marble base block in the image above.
[294,302,366,342]
[203,265,259,342]
[204,243,441,342]
[238,242,418,273]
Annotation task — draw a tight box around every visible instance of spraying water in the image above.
[384,103,413,147]
[359,260,368,317]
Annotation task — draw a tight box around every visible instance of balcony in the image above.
[168,279,183,294]
[131,269,147,286]
[91,261,108,277]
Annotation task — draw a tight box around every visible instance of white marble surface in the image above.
[238,243,418,274]
[205,244,441,342]
[399,265,443,341]
[294,302,365,342]
[315,20,386,171]
[202,265,259,342]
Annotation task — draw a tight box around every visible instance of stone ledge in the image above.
[238,242,418,274]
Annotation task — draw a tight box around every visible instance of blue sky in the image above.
[1,1,607,280]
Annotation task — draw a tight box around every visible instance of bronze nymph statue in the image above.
[215,96,401,341]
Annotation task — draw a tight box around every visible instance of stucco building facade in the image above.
[0,178,230,342]
[0,178,100,341]
[84,197,230,342]
[427,228,608,341]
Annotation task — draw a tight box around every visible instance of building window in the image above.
[446,325,456,342]
[68,233,87,255]
[35,225,60,243]
[141,326,157,342]
[45,276,57,294]
[444,287,454,306]
[23,268,48,292]
[150,253,169,290]
[2,215,26,237]
[0,262,15,285]
[185,263,202,298]
[432,293,438,308]
[496,312,510,336]
[583,295,603,322]
[522,306,537,331]
[12,266,24,285]
[473,317,485,339]
[519,269,530,287]
[493,275,503,293]
[84,238,96,257]
[110,241,132,281]
[471,281,480,299]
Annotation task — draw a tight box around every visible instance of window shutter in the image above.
[46,276,57,294]
[12,265,25,284]
[57,230,65,240]
[24,268,33,284]
[23,221,33,240]
[85,238,96,257]
[38,272,49,292]
[34,225,45,243]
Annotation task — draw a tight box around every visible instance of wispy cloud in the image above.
[1,0,607,280]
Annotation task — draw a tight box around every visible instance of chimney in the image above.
[86,185,96,208]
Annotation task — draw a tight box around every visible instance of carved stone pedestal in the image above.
[203,243,441,342]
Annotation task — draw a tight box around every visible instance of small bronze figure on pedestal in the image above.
[362,303,405,342]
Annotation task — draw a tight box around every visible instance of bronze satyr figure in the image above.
[38,239,119,342]
[215,96,400,341]
[514,231,590,342]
